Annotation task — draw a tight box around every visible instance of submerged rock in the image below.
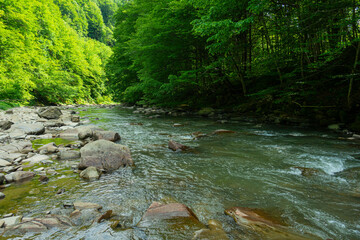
[79,140,133,171]
[193,219,229,240]
[80,167,101,180]
[38,107,62,120]
[213,129,236,135]
[168,140,189,151]
[138,202,200,227]
[225,207,310,239]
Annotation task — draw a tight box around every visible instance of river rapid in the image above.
[3,107,360,239]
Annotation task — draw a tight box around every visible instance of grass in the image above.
[0,101,20,110]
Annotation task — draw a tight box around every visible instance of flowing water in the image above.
[2,107,360,239]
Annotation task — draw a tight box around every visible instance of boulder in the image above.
[0,152,24,162]
[10,123,45,135]
[71,115,80,122]
[0,159,11,167]
[0,121,13,130]
[80,167,101,180]
[93,131,121,142]
[168,140,189,151]
[1,216,22,227]
[22,154,50,165]
[73,202,102,211]
[38,107,62,120]
[77,125,103,140]
[5,171,35,183]
[79,140,133,171]
[59,150,81,160]
[0,192,5,200]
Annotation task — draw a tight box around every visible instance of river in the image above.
[2,107,360,239]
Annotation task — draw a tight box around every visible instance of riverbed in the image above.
[2,106,360,239]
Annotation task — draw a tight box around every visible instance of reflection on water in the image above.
[2,107,360,239]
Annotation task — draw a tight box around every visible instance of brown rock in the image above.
[141,202,198,222]
[213,129,236,135]
[168,140,189,151]
[97,210,113,223]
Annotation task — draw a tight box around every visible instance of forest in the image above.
[1,0,360,128]
[0,0,120,105]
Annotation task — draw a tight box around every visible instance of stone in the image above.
[39,175,49,182]
[5,109,13,114]
[38,142,58,153]
[80,167,101,181]
[59,150,81,160]
[44,121,65,128]
[3,213,14,218]
[173,123,183,127]
[197,107,214,116]
[141,202,198,222]
[0,173,4,184]
[70,208,100,226]
[0,121,13,130]
[193,220,229,240]
[9,129,26,140]
[7,221,47,233]
[38,107,62,120]
[97,210,113,223]
[1,216,22,227]
[5,171,35,183]
[0,152,24,162]
[225,207,311,239]
[79,140,133,171]
[213,129,236,135]
[73,202,102,211]
[93,131,121,142]
[0,192,5,199]
[0,159,11,167]
[71,115,80,122]
[22,154,50,165]
[0,220,4,228]
[168,140,189,151]
[10,123,45,135]
[77,125,103,140]
[59,128,79,140]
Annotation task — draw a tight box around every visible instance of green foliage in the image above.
[0,102,19,110]
[108,0,360,111]
[0,0,117,104]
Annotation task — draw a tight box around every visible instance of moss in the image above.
[32,138,75,150]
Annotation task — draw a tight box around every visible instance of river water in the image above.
[3,107,360,239]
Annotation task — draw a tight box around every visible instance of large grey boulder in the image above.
[0,159,11,167]
[10,123,45,135]
[38,107,62,120]
[79,140,133,171]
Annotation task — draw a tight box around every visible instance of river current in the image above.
[4,107,360,239]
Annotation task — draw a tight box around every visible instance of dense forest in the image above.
[0,0,120,104]
[107,0,360,128]
[0,0,360,128]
